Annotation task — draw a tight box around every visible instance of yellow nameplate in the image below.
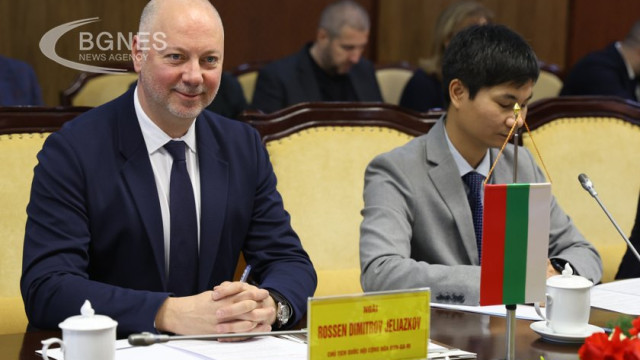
[307,288,430,360]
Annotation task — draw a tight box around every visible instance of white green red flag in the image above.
[479,183,551,306]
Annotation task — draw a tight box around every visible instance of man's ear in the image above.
[316,28,330,44]
[131,35,143,73]
[449,79,467,109]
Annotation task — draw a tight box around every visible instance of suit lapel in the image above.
[297,46,322,101]
[425,118,478,264]
[349,61,374,101]
[195,118,229,290]
[116,90,166,284]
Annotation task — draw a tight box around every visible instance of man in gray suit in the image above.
[359,25,602,305]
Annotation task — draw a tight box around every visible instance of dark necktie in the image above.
[463,171,485,263]
[164,140,199,296]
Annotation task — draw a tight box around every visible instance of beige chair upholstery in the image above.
[60,67,137,107]
[237,71,259,104]
[530,70,563,104]
[524,96,640,282]
[0,107,85,334]
[243,103,439,296]
[232,61,269,105]
[375,63,414,105]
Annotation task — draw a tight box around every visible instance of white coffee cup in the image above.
[41,300,118,360]
[534,263,593,335]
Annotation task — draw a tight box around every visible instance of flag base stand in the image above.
[505,304,516,360]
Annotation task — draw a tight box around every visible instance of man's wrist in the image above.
[550,258,572,274]
[268,290,292,329]
[154,297,174,334]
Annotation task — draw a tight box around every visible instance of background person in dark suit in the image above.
[399,0,493,112]
[251,0,382,113]
[561,20,640,101]
[21,0,316,337]
[205,71,247,119]
[0,56,44,106]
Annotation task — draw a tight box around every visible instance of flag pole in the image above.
[504,104,521,360]
[506,304,516,359]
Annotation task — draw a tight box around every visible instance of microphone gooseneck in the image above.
[128,329,308,346]
[577,173,640,265]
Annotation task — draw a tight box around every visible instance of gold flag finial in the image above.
[486,102,553,184]
[513,103,521,120]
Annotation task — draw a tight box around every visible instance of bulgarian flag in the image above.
[479,183,551,306]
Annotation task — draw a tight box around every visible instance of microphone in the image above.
[578,173,597,197]
[128,329,307,346]
[577,173,640,264]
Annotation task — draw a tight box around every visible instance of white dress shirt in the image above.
[133,87,202,277]
[444,125,490,202]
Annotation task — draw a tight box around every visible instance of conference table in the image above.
[1,306,619,359]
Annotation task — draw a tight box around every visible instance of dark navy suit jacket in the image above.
[560,43,638,101]
[252,44,382,113]
[21,88,316,336]
[399,68,444,112]
[0,56,44,106]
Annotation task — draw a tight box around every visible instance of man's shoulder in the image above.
[353,56,376,71]
[411,68,440,85]
[261,47,306,74]
[59,91,131,135]
[371,134,428,167]
[573,43,622,70]
[0,56,32,72]
[197,109,260,140]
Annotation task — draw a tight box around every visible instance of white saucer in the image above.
[530,321,604,344]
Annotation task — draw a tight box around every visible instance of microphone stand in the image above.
[578,174,640,264]
[504,128,520,360]
[591,191,640,263]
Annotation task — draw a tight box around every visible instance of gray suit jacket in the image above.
[359,118,602,305]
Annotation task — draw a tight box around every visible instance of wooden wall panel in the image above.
[0,0,148,106]
[0,0,375,106]
[567,0,640,70]
[376,0,569,70]
[7,0,635,106]
[214,0,376,71]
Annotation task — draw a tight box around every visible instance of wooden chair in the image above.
[232,61,269,105]
[531,61,563,104]
[242,102,440,296]
[60,63,137,107]
[524,96,640,282]
[375,62,415,105]
[0,106,88,334]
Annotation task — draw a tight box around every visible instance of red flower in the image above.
[580,328,630,360]
[579,316,640,360]
[631,318,640,337]
[624,339,640,360]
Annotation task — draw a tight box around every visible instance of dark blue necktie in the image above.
[463,171,485,263]
[164,140,199,296]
